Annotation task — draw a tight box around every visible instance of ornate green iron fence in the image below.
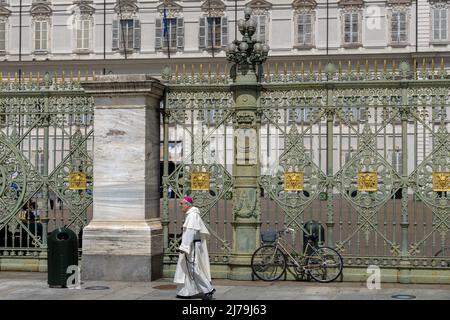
[0,73,94,270]
[162,60,450,279]
[161,85,235,276]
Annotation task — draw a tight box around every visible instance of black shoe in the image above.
[202,288,216,300]
[176,295,192,299]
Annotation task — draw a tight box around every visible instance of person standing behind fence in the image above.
[173,196,216,300]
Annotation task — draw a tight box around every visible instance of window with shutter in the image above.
[254,15,266,43]
[169,19,177,48]
[76,19,90,50]
[205,17,222,48]
[432,7,448,41]
[442,9,448,39]
[120,19,134,50]
[400,13,407,42]
[35,20,48,51]
[392,12,399,42]
[352,13,358,42]
[199,17,206,48]
[0,21,5,51]
[297,14,312,46]
[221,17,227,47]
[177,18,184,49]
[159,18,181,50]
[391,11,407,44]
[155,18,162,49]
[344,14,350,43]
[133,19,140,49]
[344,12,359,44]
[199,16,227,50]
[112,19,119,49]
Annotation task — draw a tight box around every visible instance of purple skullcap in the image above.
[183,196,193,205]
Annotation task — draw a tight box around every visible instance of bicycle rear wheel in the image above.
[306,246,343,283]
[251,245,286,281]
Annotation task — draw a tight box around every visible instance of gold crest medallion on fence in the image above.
[284,172,304,191]
[432,172,450,192]
[191,172,210,191]
[357,172,378,192]
[69,172,87,190]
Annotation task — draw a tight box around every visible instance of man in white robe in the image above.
[174,196,216,300]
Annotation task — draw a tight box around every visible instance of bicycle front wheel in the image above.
[251,245,286,281]
[306,246,343,283]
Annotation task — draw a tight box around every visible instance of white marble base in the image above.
[81,220,163,281]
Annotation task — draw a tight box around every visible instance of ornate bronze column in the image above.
[226,7,269,280]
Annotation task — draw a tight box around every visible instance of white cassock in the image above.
[173,206,214,297]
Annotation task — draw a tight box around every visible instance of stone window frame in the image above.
[155,0,184,52]
[387,0,411,47]
[71,1,95,54]
[112,0,141,53]
[30,1,52,55]
[248,0,272,44]
[293,0,317,49]
[0,5,11,55]
[429,0,450,45]
[339,0,364,48]
[199,0,228,51]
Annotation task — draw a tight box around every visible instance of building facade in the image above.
[0,0,449,75]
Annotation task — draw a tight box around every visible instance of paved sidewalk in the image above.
[0,272,449,300]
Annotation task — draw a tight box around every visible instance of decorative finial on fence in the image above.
[161,65,172,83]
[325,63,336,80]
[399,61,410,79]
[44,72,51,88]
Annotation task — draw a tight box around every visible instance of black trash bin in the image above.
[303,221,325,255]
[47,227,78,288]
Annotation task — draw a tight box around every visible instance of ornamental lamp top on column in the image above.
[225,6,270,82]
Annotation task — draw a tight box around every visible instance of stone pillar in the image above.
[80,75,164,281]
[229,73,261,280]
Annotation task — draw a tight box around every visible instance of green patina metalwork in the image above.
[162,61,450,281]
[0,75,94,268]
[162,87,235,267]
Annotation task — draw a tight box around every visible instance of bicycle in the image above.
[251,227,343,283]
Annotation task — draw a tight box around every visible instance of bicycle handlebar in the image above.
[278,227,295,235]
